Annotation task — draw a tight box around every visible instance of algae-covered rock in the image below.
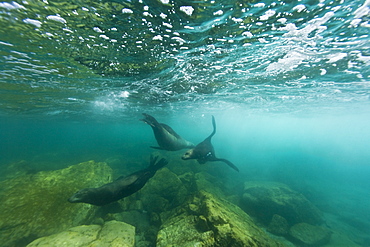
[140,167,189,213]
[27,220,135,247]
[288,222,331,246]
[194,172,226,197]
[268,214,289,236]
[325,231,362,247]
[157,214,215,247]
[27,225,101,247]
[1,160,35,180]
[241,181,323,226]
[0,161,112,247]
[157,190,285,247]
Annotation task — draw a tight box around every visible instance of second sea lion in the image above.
[68,155,168,206]
[141,113,194,151]
[181,115,239,172]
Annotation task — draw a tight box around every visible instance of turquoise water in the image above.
[1,0,370,245]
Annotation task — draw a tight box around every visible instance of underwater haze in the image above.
[1,0,370,246]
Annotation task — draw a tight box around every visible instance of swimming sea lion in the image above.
[141,113,194,151]
[182,116,239,172]
[68,155,168,206]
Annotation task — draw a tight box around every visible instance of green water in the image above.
[1,0,370,245]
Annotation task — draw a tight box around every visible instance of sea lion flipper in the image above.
[211,115,216,134]
[149,155,168,170]
[150,154,158,166]
[141,113,159,127]
[150,146,164,150]
[217,158,239,172]
[154,157,169,170]
[206,115,216,140]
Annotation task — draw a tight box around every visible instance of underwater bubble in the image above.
[23,18,42,27]
[122,8,133,14]
[46,15,67,24]
[179,6,194,16]
[0,1,25,10]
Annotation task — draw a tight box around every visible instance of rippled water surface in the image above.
[1,0,369,118]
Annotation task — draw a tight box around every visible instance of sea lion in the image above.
[141,113,194,151]
[68,155,168,206]
[182,115,239,172]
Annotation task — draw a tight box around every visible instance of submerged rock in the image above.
[194,172,226,197]
[1,160,35,180]
[268,214,289,236]
[327,231,362,247]
[157,214,215,247]
[140,167,189,213]
[157,190,285,247]
[26,220,135,247]
[288,222,331,246]
[241,181,323,226]
[0,161,112,247]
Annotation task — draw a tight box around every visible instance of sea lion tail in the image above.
[141,113,159,127]
[149,155,168,171]
[149,154,158,166]
[216,158,239,172]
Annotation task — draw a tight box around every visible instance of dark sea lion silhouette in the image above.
[68,155,168,206]
[182,115,239,172]
[141,113,194,151]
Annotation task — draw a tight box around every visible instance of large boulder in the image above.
[194,172,226,197]
[241,181,323,226]
[0,160,112,247]
[26,220,135,247]
[157,190,285,247]
[288,222,331,246]
[157,213,215,247]
[1,160,35,180]
[267,214,289,236]
[139,167,189,213]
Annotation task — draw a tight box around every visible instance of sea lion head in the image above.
[182,149,194,160]
[68,188,95,204]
